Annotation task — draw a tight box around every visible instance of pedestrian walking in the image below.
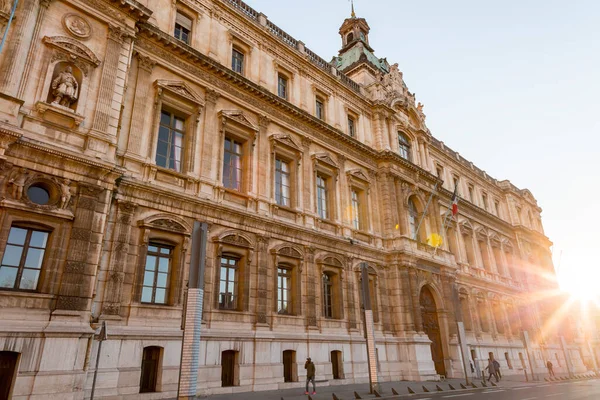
[485,358,499,382]
[304,357,316,395]
[493,359,501,380]
[547,360,555,378]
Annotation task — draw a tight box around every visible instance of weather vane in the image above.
[350,0,356,18]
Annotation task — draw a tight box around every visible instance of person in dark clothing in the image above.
[493,359,501,380]
[547,360,555,377]
[305,357,316,395]
[485,358,499,382]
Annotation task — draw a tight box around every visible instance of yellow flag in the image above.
[427,233,443,247]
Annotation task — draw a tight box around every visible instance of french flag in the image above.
[451,185,459,216]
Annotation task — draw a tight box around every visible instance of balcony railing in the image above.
[223,0,259,21]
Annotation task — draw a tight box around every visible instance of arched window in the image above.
[397,132,411,161]
[346,32,354,44]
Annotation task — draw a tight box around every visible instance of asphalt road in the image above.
[403,379,600,400]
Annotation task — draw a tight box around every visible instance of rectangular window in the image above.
[277,74,288,99]
[315,98,324,120]
[219,256,238,310]
[452,176,459,192]
[0,226,48,291]
[436,165,444,179]
[141,243,172,304]
[231,48,244,74]
[275,158,291,207]
[351,189,361,230]
[397,132,411,160]
[347,116,355,137]
[494,200,500,216]
[174,11,192,44]
[223,137,243,191]
[156,110,185,172]
[482,193,488,210]
[277,267,292,314]
[316,175,328,219]
[468,185,474,202]
[322,272,333,318]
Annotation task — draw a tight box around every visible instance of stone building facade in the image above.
[0,0,596,398]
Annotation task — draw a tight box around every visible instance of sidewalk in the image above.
[196,374,542,400]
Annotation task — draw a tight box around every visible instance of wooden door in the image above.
[221,351,236,387]
[420,287,446,376]
[0,352,18,400]
[331,350,342,379]
[283,350,295,382]
[140,347,160,393]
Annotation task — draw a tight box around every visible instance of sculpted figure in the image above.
[51,66,79,108]
[8,169,28,200]
[60,179,72,209]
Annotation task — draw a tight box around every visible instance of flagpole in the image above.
[414,181,440,241]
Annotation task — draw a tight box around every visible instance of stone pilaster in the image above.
[54,184,109,313]
[398,266,415,332]
[345,258,357,330]
[379,268,392,332]
[255,115,270,202]
[304,246,317,327]
[408,268,423,332]
[125,52,155,158]
[301,137,312,215]
[200,89,221,181]
[92,26,128,135]
[16,0,53,99]
[378,172,398,239]
[255,235,269,325]
[101,199,137,316]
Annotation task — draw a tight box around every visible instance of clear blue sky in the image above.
[245,0,600,295]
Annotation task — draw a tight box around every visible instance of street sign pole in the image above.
[90,321,107,400]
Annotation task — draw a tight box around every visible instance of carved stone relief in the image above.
[62,14,92,39]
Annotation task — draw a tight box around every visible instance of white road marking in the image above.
[545,393,563,397]
[483,390,506,393]
[442,394,474,398]
[513,387,534,390]
[536,384,551,387]
[520,397,538,400]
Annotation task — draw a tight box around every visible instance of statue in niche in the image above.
[51,66,79,108]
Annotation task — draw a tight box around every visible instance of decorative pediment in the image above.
[155,80,204,106]
[346,169,370,184]
[43,36,100,67]
[312,153,338,169]
[271,245,303,259]
[319,255,344,268]
[489,232,501,245]
[459,220,473,235]
[214,231,254,249]
[220,110,258,132]
[474,227,488,241]
[139,213,192,235]
[501,238,514,249]
[269,134,302,154]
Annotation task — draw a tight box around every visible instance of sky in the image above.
[244,0,600,298]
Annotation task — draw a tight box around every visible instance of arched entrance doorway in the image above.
[420,286,446,376]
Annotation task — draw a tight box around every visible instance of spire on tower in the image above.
[351,0,356,18]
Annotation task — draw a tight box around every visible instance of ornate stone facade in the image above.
[0,0,596,398]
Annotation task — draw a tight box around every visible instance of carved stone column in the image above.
[101,200,137,316]
[92,26,129,135]
[55,184,109,313]
[398,266,416,332]
[301,137,312,214]
[377,172,395,237]
[255,235,269,325]
[125,52,155,158]
[379,267,392,332]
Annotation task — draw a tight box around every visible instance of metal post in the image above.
[522,331,537,381]
[452,285,470,385]
[177,221,207,399]
[360,263,379,394]
[90,321,107,400]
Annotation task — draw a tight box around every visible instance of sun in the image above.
[558,266,600,303]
